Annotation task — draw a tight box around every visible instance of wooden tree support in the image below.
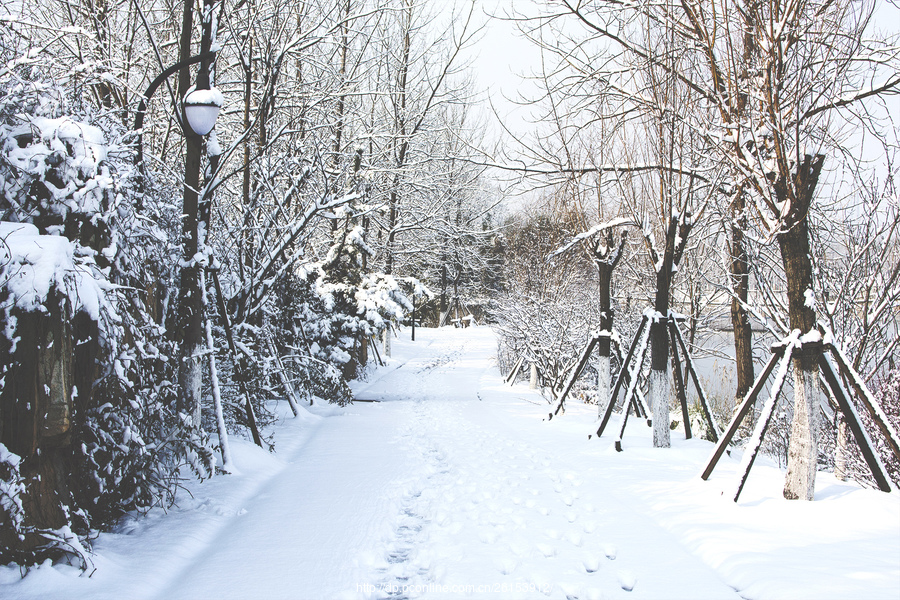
[594,314,650,438]
[701,332,898,502]
[613,324,653,451]
[826,343,900,464]
[549,332,605,419]
[669,318,720,442]
[593,312,718,451]
[369,334,384,367]
[440,296,473,327]
[505,355,526,385]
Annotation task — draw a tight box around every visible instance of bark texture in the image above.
[0,297,93,557]
[784,365,819,500]
[597,356,611,419]
[730,191,754,410]
[776,154,824,500]
[650,368,671,448]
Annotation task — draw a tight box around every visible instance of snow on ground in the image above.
[2,326,898,600]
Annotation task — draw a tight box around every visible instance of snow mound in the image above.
[0,221,105,320]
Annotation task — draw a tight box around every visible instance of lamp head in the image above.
[183,87,223,136]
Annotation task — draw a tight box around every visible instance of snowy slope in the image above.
[2,326,898,600]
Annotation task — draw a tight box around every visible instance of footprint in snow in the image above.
[508,539,531,557]
[536,542,557,557]
[581,587,607,600]
[494,556,519,575]
[604,544,618,560]
[563,473,583,487]
[582,554,602,573]
[617,569,636,591]
[566,531,583,547]
[582,520,598,534]
[478,529,499,544]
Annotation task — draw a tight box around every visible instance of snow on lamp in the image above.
[183,87,223,136]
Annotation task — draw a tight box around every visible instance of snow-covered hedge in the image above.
[0,70,188,567]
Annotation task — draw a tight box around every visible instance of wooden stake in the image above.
[827,344,900,465]
[551,335,600,418]
[732,343,796,502]
[505,355,526,385]
[595,314,649,438]
[701,346,784,481]
[818,354,893,492]
[671,318,721,441]
[669,318,692,439]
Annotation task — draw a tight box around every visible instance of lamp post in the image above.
[176,0,221,430]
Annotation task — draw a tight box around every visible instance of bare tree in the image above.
[547,0,900,498]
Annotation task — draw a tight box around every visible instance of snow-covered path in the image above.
[2,326,898,600]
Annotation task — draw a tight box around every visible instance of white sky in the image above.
[458,0,900,205]
[460,0,544,148]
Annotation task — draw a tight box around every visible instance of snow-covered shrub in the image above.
[0,68,196,564]
[492,210,625,399]
[267,225,412,406]
[0,442,27,563]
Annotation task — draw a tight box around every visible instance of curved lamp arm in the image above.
[134,51,217,169]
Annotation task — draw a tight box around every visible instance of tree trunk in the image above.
[176,0,217,429]
[175,0,203,427]
[778,206,820,501]
[176,144,204,428]
[650,264,671,448]
[597,262,613,416]
[730,190,754,417]
[0,300,78,557]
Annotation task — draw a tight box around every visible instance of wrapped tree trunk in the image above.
[593,229,626,416]
[647,213,692,448]
[0,299,78,559]
[777,154,824,501]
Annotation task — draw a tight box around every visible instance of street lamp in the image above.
[133,50,218,175]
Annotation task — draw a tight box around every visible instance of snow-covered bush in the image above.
[492,210,628,399]
[0,67,196,565]
[267,224,412,406]
[0,442,27,563]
